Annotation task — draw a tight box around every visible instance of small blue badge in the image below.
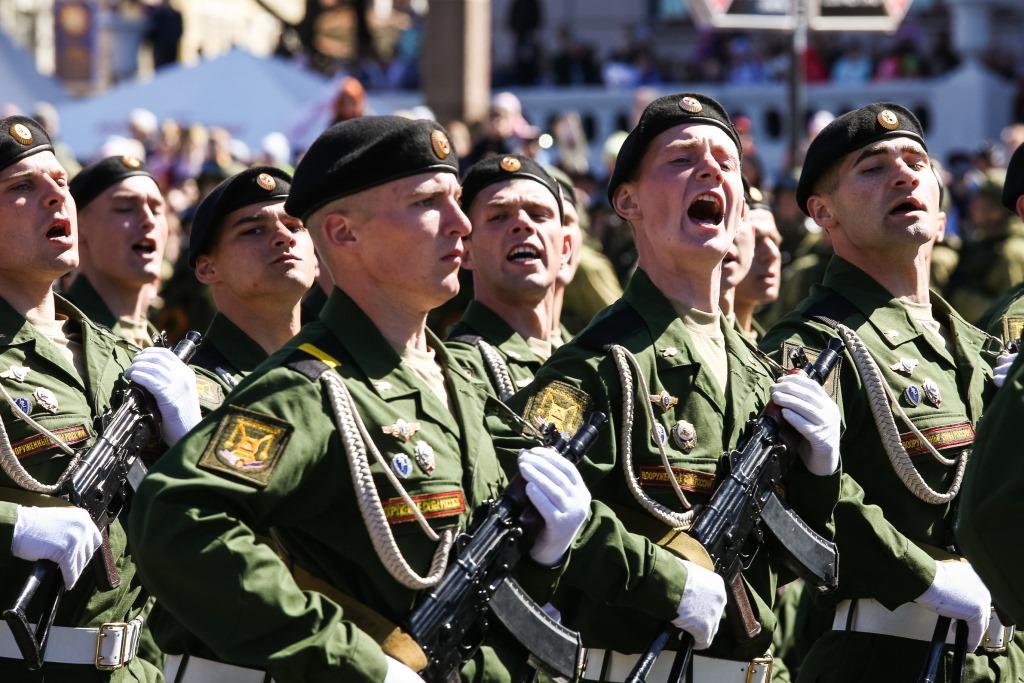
[651,423,668,446]
[903,385,921,407]
[14,397,30,414]
[391,453,413,479]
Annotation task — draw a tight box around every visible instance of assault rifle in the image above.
[627,339,844,683]
[3,331,202,669]
[407,411,607,683]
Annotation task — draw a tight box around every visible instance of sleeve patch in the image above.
[1001,316,1024,345]
[198,406,292,488]
[781,341,842,400]
[194,373,226,410]
[522,380,591,436]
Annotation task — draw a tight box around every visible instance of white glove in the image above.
[672,559,727,650]
[125,347,201,447]
[770,373,841,476]
[384,654,424,682]
[993,352,1017,388]
[915,560,992,652]
[12,506,102,589]
[517,446,592,566]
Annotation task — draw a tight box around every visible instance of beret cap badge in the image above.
[121,155,142,169]
[749,186,763,202]
[679,96,703,114]
[9,123,32,145]
[877,109,900,131]
[256,172,277,191]
[500,156,522,173]
[431,130,451,160]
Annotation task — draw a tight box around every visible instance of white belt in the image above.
[0,617,143,670]
[833,599,1014,652]
[165,653,274,683]
[582,648,772,683]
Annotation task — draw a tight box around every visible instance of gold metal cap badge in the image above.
[121,155,141,169]
[256,172,277,191]
[877,109,900,131]
[431,130,451,159]
[500,156,521,172]
[679,96,703,114]
[9,123,32,145]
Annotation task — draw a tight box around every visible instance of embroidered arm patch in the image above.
[1001,316,1024,345]
[194,373,226,410]
[781,341,842,400]
[198,406,292,487]
[522,380,591,436]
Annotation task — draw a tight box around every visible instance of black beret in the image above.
[545,165,577,209]
[70,155,154,210]
[0,116,52,174]
[286,116,458,222]
[797,102,926,215]
[743,176,771,211]
[461,154,564,223]
[189,166,291,267]
[607,93,742,209]
[1003,144,1024,212]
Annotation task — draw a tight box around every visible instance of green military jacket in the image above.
[978,281,1024,346]
[187,313,270,415]
[959,354,1024,624]
[446,301,548,400]
[129,289,687,682]
[499,269,840,658]
[0,294,162,682]
[65,277,158,349]
[761,256,1021,681]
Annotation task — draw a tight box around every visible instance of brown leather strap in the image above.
[726,573,762,641]
[0,486,74,507]
[95,526,121,590]
[605,500,714,570]
[290,563,428,671]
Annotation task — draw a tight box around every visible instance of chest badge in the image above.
[391,453,413,478]
[660,346,679,357]
[374,380,394,392]
[14,397,30,414]
[650,390,679,413]
[651,422,668,446]
[671,420,697,452]
[413,440,436,474]
[890,358,919,376]
[382,419,421,443]
[0,366,30,382]
[34,387,59,413]
[903,385,922,407]
[921,379,942,408]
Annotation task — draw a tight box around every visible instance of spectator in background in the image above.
[330,76,366,124]
[145,0,184,70]
[551,26,601,86]
[257,132,294,174]
[507,0,543,84]
[831,42,872,83]
[33,101,81,177]
[129,107,159,159]
[726,35,766,84]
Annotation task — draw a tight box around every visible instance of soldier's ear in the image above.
[320,210,357,248]
[194,254,218,286]
[612,181,642,223]
[1016,194,1024,221]
[461,237,475,271]
[936,211,947,242]
[805,194,835,230]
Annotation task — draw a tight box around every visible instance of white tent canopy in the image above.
[57,49,331,161]
[0,31,68,113]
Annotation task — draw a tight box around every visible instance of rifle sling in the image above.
[0,486,73,507]
[604,500,713,571]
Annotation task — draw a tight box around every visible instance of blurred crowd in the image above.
[6,78,1024,342]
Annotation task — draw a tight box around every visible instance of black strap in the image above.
[448,333,482,345]
[284,333,348,381]
[191,343,239,389]
[576,304,645,352]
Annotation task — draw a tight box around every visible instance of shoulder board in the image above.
[576,304,645,351]
[285,336,346,381]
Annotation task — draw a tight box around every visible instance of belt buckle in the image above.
[95,621,129,671]
[745,654,773,683]
[982,621,1014,654]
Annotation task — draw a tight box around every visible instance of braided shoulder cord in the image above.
[835,323,966,504]
[0,380,79,494]
[476,339,516,402]
[610,345,697,530]
[320,371,455,589]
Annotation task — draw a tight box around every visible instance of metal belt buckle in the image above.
[745,654,773,683]
[981,610,1014,654]
[95,621,129,671]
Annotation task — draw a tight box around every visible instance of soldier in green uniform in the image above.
[499,93,843,682]
[66,155,167,347]
[129,116,702,683]
[733,184,782,342]
[719,182,754,330]
[447,154,571,399]
[958,341,1024,624]
[187,166,317,396]
[977,144,1024,344]
[761,102,1023,682]
[0,115,201,681]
